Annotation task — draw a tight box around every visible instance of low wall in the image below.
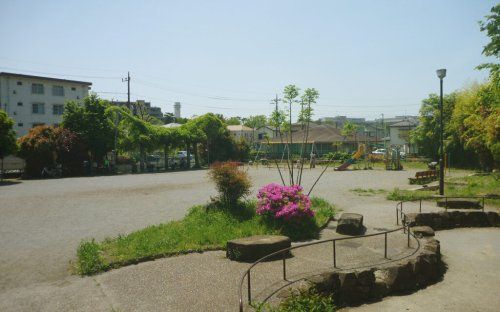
[404,211,500,230]
[280,237,441,305]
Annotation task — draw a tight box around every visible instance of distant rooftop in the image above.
[0,72,92,85]
[227,125,253,131]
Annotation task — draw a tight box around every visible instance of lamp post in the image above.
[436,68,446,195]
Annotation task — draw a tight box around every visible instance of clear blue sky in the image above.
[0,0,496,120]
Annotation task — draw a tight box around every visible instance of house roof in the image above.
[0,72,92,85]
[390,120,418,127]
[162,123,182,128]
[268,124,380,143]
[227,125,253,131]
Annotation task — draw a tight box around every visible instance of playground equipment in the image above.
[334,144,365,171]
[385,146,403,170]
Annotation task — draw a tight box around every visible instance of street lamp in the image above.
[436,68,446,195]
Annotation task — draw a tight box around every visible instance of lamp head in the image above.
[436,68,447,79]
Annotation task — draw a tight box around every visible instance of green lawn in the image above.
[76,197,335,275]
[387,173,500,206]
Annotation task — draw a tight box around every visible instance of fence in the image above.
[238,224,419,312]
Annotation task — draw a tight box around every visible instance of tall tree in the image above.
[0,110,18,180]
[225,117,242,125]
[243,115,267,129]
[478,4,500,80]
[62,95,115,164]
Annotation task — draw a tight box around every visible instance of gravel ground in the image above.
[0,167,497,311]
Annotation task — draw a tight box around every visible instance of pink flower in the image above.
[256,183,314,222]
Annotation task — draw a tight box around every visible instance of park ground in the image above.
[0,167,499,311]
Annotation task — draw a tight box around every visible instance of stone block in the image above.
[411,226,435,238]
[336,213,364,235]
[226,235,291,262]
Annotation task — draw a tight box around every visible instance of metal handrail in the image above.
[396,195,487,226]
[238,224,416,312]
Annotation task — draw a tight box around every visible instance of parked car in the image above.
[371,148,387,155]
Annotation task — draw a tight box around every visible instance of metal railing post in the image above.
[247,270,251,304]
[333,240,337,268]
[419,199,422,213]
[282,252,287,281]
[407,226,410,248]
[482,196,485,212]
[445,197,448,211]
[384,232,388,259]
[396,206,399,225]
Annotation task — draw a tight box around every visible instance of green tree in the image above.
[63,95,115,164]
[478,4,500,80]
[450,81,499,169]
[226,116,242,125]
[243,115,267,129]
[0,110,18,179]
[341,121,359,148]
[163,112,176,124]
[410,93,458,161]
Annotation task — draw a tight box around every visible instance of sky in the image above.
[0,0,497,121]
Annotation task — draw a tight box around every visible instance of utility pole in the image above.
[122,71,131,112]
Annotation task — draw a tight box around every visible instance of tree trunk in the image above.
[186,144,191,169]
[194,143,200,168]
[164,145,168,171]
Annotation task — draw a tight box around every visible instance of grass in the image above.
[254,288,336,312]
[350,188,387,196]
[76,197,335,275]
[387,173,500,206]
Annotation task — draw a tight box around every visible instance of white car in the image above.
[371,148,387,155]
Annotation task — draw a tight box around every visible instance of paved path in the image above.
[1,167,497,311]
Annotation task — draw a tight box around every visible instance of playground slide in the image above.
[335,145,365,171]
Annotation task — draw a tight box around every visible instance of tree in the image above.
[341,121,359,148]
[63,95,115,164]
[163,112,176,124]
[18,126,87,177]
[450,81,499,169]
[0,110,18,180]
[297,88,319,184]
[478,4,500,80]
[226,117,242,125]
[244,115,267,129]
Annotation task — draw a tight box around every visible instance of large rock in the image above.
[336,213,364,235]
[226,235,291,262]
[437,199,482,209]
[411,226,435,238]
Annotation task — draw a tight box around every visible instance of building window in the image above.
[18,122,23,127]
[17,81,22,85]
[17,102,23,106]
[53,123,60,127]
[32,103,45,114]
[32,123,45,128]
[13,90,16,94]
[31,83,44,94]
[71,87,76,91]
[52,85,64,96]
[52,104,64,115]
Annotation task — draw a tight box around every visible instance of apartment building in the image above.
[0,72,91,137]
[110,100,164,120]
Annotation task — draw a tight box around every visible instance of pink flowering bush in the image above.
[257,183,314,222]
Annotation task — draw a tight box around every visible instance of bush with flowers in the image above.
[257,183,315,222]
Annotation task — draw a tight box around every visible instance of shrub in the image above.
[18,125,87,177]
[255,288,336,312]
[257,183,314,222]
[208,161,251,207]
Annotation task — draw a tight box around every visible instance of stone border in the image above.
[404,211,500,230]
[279,237,441,305]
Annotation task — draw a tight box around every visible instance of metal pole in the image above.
[407,226,411,248]
[282,253,287,280]
[247,271,251,304]
[439,77,445,195]
[396,206,399,225]
[333,240,337,268]
[419,199,422,213]
[482,197,485,212]
[384,233,388,259]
